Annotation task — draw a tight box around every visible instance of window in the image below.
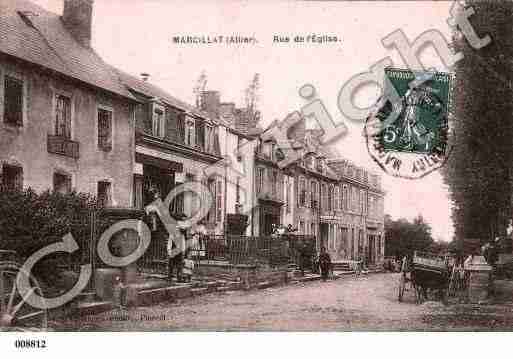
[1,164,23,190]
[195,119,205,150]
[285,179,290,213]
[271,171,278,196]
[334,186,340,211]
[55,94,71,138]
[185,118,195,146]
[97,181,112,207]
[343,185,349,211]
[270,142,276,161]
[310,222,315,236]
[369,196,375,218]
[299,220,305,234]
[299,177,306,207]
[358,229,364,256]
[339,186,343,210]
[328,185,333,211]
[53,173,72,194]
[256,167,264,193]
[177,113,186,143]
[306,155,314,169]
[206,178,215,222]
[216,179,222,222]
[352,187,358,211]
[311,181,317,208]
[98,108,113,151]
[321,183,327,210]
[152,107,165,138]
[4,75,24,126]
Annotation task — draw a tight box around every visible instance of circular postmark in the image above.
[364,79,454,179]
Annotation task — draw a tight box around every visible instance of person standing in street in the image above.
[166,214,188,282]
[319,246,332,281]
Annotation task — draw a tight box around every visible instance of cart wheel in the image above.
[0,261,47,331]
[397,275,406,302]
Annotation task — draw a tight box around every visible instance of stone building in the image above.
[255,113,386,265]
[114,72,227,235]
[328,159,385,265]
[0,0,136,207]
[200,91,259,236]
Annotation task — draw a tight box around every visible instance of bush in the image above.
[0,187,97,260]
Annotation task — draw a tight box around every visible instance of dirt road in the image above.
[53,273,513,331]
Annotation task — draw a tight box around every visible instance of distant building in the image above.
[328,159,385,265]
[256,114,386,265]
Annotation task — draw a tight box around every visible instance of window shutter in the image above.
[213,127,221,155]
[64,98,71,139]
[195,119,205,150]
[166,107,177,141]
[142,103,152,134]
[4,76,23,125]
[177,112,186,142]
[255,168,261,193]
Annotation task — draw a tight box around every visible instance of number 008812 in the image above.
[14,339,47,349]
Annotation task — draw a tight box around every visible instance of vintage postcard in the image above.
[1,0,513,344]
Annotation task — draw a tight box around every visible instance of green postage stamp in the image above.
[366,68,453,179]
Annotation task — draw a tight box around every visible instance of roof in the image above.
[111,67,215,120]
[0,0,134,100]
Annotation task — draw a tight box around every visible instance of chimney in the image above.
[62,0,94,48]
[200,91,220,119]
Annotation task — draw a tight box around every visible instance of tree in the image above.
[193,70,208,109]
[385,215,436,258]
[442,1,513,249]
[243,73,261,126]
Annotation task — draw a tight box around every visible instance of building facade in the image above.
[1,0,385,260]
[0,0,136,207]
[201,91,259,236]
[328,159,385,265]
[255,114,386,265]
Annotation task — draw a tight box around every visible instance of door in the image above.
[368,235,376,264]
[320,223,329,250]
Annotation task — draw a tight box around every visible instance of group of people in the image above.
[272,223,333,281]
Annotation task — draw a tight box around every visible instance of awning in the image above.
[135,153,183,173]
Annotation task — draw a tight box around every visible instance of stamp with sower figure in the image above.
[365,68,453,179]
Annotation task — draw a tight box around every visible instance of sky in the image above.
[33,0,456,241]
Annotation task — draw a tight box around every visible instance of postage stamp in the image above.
[365,68,453,179]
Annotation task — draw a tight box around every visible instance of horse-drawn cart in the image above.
[398,251,451,303]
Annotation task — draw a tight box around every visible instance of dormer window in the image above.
[185,117,195,147]
[152,104,165,138]
[306,155,314,169]
[270,142,276,161]
[316,158,323,172]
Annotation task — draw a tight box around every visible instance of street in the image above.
[52,273,513,331]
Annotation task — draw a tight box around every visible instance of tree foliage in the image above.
[442,1,513,247]
[385,214,438,258]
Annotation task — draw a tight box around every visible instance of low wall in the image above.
[194,261,289,289]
